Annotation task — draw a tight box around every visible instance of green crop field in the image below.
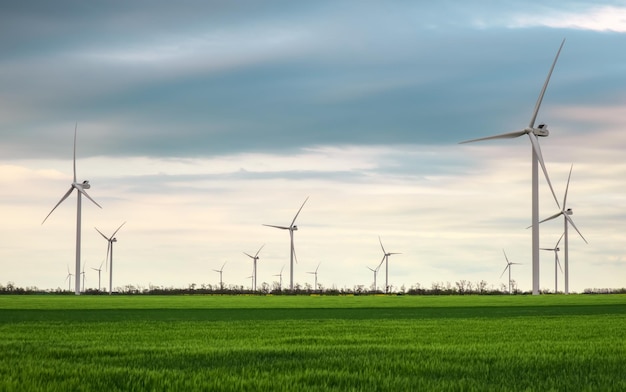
[1,294,625,391]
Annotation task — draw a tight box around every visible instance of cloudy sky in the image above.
[1,1,625,293]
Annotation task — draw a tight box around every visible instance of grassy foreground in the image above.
[1,294,625,391]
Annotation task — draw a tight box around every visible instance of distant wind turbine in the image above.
[91,260,105,292]
[307,263,320,291]
[95,222,126,295]
[541,233,564,293]
[273,265,285,291]
[460,39,566,295]
[367,259,384,292]
[65,265,73,292]
[538,164,588,294]
[43,124,102,295]
[244,244,264,292]
[214,261,227,291]
[500,249,521,294]
[263,197,309,290]
[80,263,86,292]
[379,236,401,294]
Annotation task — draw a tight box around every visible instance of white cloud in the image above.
[509,5,626,32]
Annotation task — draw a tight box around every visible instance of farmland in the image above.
[1,295,625,391]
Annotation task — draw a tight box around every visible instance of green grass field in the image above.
[1,294,625,391]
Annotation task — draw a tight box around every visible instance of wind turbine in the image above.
[95,222,126,295]
[214,261,227,291]
[263,196,309,290]
[91,260,105,292]
[273,265,285,291]
[65,266,73,292]
[307,263,320,291]
[500,249,521,294]
[43,124,102,295]
[460,39,565,295]
[367,259,384,292]
[244,244,265,291]
[538,164,588,294]
[246,275,254,290]
[80,263,86,292]
[541,233,564,293]
[379,236,401,294]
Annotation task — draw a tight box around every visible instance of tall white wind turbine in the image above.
[538,164,587,294]
[379,236,401,294]
[244,244,265,292]
[307,263,320,291]
[43,125,102,295]
[541,233,564,293]
[263,197,309,291]
[460,40,565,295]
[500,249,521,294]
[214,261,227,291]
[95,222,126,295]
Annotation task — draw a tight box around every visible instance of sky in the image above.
[1,1,625,293]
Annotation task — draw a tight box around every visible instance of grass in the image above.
[1,295,625,391]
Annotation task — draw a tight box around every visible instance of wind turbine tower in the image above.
[541,233,564,293]
[460,40,565,295]
[95,222,126,295]
[538,164,587,294]
[43,125,102,295]
[244,244,264,291]
[500,249,521,294]
[307,263,320,291]
[379,236,401,294]
[263,197,309,290]
[214,261,227,291]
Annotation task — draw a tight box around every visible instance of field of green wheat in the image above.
[1,294,625,391]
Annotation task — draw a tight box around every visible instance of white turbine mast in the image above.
[307,262,320,291]
[244,244,265,292]
[95,222,126,295]
[91,259,105,292]
[538,164,587,294]
[500,249,521,294]
[213,261,227,291]
[460,39,566,295]
[263,196,309,291]
[379,236,401,294]
[43,124,102,295]
[540,233,564,293]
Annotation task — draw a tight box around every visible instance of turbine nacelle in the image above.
[292,225,298,231]
[531,123,549,137]
[565,208,573,215]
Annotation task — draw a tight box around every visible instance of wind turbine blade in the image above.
[367,267,375,272]
[528,132,560,208]
[378,236,386,254]
[528,39,565,129]
[243,252,254,259]
[263,224,290,230]
[556,252,563,273]
[73,123,77,183]
[292,244,298,265]
[563,164,573,208]
[564,214,588,244]
[315,263,320,273]
[459,130,527,144]
[42,187,74,224]
[111,221,126,237]
[556,232,565,248]
[535,211,563,227]
[75,186,102,209]
[95,227,109,241]
[502,249,510,264]
[291,196,309,227]
[105,243,110,272]
[499,264,509,279]
[221,261,227,270]
[255,244,265,257]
